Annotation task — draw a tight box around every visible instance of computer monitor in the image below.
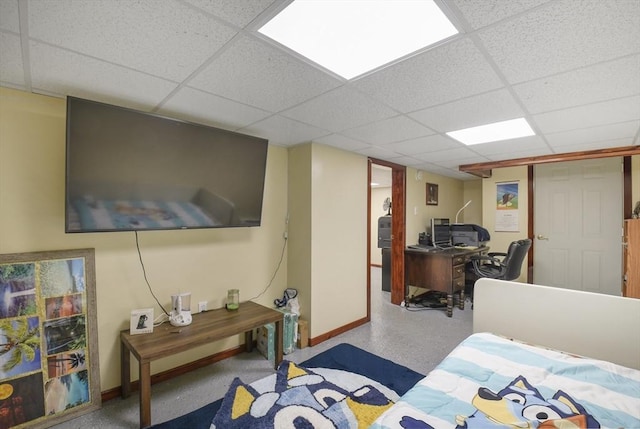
[431,218,451,247]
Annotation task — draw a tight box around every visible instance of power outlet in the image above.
[198,301,207,312]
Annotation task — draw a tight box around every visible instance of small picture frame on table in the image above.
[426,183,439,205]
[130,308,154,335]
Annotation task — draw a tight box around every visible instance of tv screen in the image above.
[65,96,269,233]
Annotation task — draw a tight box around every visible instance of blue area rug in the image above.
[147,343,423,429]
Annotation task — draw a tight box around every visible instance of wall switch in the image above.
[198,301,207,312]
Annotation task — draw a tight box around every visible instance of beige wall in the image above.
[286,144,312,324]
[0,88,289,391]
[463,179,483,225]
[370,171,474,264]
[405,167,465,244]
[3,87,637,392]
[481,166,530,282]
[310,144,368,336]
[288,143,368,338]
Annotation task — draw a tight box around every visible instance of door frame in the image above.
[367,158,406,317]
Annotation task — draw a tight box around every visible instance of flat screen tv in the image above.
[65,96,269,233]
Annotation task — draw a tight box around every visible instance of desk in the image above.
[404,247,488,317]
[120,301,283,428]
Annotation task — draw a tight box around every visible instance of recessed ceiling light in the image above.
[258,0,458,80]
[446,118,535,145]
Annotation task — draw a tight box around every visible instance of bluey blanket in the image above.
[210,361,399,428]
[71,197,217,230]
[371,332,640,429]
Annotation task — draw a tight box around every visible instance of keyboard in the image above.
[434,242,454,249]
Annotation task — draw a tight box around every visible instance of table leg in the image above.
[121,343,131,398]
[274,319,284,369]
[446,294,453,317]
[245,330,253,352]
[139,361,151,428]
[458,290,465,310]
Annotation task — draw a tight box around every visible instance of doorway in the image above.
[368,159,406,317]
[533,157,623,295]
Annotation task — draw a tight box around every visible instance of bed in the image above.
[370,279,640,428]
[151,279,640,428]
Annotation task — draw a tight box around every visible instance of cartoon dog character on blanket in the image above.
[454,376,600,429]
[397,376,599,429]
[211,361,395,428]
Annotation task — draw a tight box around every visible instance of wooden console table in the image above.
[120,301,283,428]
[405,246,488,317]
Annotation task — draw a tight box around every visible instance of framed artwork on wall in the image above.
[426,183,439,205]
[0,248,100,428]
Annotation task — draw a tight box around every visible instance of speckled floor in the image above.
[51,267,473,428]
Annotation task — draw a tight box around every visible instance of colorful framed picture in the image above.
[426,183,439,205]
[0,248,100,428]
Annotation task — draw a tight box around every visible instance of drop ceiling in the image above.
[1,0,638,180]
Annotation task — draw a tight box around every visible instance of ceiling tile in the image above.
[545,120,640,148]
[514,55,640,114]
[437,156,489,169]
[341,115,434,145]
[485,146,553,161]
[0,0,20,32]
[239,114,328,146]
[533,96,640,134]
[387,155,422,166]
[183,0,275,28]
[158,87,271,131]
[355,145,399,160]
[414,163,477,180]
[28,0,238,82]
[413,147,485,163]
[451,0,553,29]
[552,138,635,154]
[29,42,177,110]
[390,134,460,155]
[469,135,549,156]
[478,0,640,83]
[0,33,24,87]
[410,88,524,133]
[281,86,397,132]
[189,35,342,113]
[1,0,637,178]
[353,37,504,113]
[313,134,371,152]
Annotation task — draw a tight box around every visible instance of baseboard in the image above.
[309,316,369,347]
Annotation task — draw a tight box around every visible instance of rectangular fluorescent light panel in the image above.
[258,0,458,80]
[447,118,535,145]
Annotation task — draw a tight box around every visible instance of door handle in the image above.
[536,234,549,240]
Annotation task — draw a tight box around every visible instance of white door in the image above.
[534,158,623,295]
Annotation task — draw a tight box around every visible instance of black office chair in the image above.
[466,239,532,307]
